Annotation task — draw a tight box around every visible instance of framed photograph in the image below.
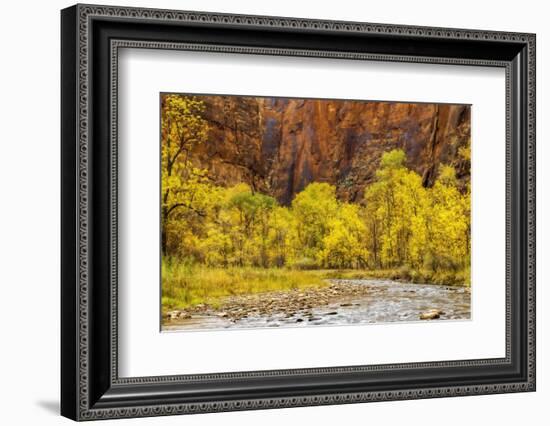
[61,4,536,421]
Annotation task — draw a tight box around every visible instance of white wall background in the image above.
[0,0,546,424]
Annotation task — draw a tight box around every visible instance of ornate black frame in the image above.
[61,3,536,421]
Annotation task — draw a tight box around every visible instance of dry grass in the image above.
[162,259,328,311]
[162,259,470,312]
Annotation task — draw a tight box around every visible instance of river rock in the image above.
[166,311,179,320]
[420,309,441,320]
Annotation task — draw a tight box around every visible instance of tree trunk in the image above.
[161,206,168,256]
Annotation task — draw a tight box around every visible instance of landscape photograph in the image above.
[160,93,471,331]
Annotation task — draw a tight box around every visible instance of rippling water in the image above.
[163,279,471,332]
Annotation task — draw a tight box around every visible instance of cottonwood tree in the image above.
[161,95,210,256]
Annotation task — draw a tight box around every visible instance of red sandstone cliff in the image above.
[188,95,470,205]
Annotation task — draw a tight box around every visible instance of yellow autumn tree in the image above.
[161,94,210,256]
[364,149,427,268]
[160,129,470,284]
[423,165,470,272]
[319,203,369,268]
[362,149,470,280]
[267,206,293,267]
[290,182,339,266]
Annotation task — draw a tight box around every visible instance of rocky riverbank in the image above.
[163,279,471,330]
[164,280,369,323]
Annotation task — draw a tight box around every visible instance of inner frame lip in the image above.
[109,38,512,386]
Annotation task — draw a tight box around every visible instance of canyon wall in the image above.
[188,95,471,205]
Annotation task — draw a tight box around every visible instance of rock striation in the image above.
[189,95,471,204]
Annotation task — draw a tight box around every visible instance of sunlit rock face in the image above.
[189,95,470,205]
